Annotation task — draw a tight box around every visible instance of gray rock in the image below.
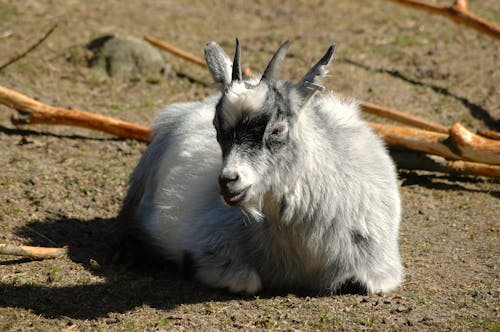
[87,34,167,79]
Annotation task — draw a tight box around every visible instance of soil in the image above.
[0,0,499,331]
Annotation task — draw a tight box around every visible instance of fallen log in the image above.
[387,0,500,40]
[361,101,448,133]
[0,244,68,259]
[0,85,151,142]
[370,122,500,165]
[449,123,500,164]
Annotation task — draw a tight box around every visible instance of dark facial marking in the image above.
[213,84,293,157]
[223,113,270,157]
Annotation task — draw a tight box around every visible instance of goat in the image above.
[118,39,403,295]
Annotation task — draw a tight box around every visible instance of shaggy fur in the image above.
[119,40,403,295]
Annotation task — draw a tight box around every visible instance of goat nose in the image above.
[218,171,239,188]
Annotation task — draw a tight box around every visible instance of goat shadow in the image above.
[0,216,233,319]
[0,216,329,320]
[1,173,496,320]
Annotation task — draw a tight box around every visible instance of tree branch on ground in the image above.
[0,24,58,72]
[144,36,255,76]
[361,101,448,133]
[391,150,500,178]
[0,85,151,142]
[477,129,500,140]
[0,244,68,259]
[370,122,500,166]
[387,0,500,40]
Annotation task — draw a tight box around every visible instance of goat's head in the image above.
[205,39,335,213]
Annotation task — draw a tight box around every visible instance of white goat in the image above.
[119,40,403,295]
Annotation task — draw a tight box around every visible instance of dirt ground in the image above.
[0,0,499,331]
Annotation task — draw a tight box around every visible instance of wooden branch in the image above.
[449,123,500,164]
[369,122,500,165]
[477,129,500,141]
[361,101,448,133]
[145,36,255,76]
[0,85,151,142]
[387,0,500,40]
[0,24,58,71]
[391,149,500,178]
[144,36,207,68]
[0,244,68,259]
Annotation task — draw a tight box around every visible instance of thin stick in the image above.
[144,36,255,76]
[0,85,151,142]
[361,101,448,133]
[144,36,207,68]
[433,159,500,178]
[391,150,500,178]
[0,24,58,72]
[0,244,68,259]
[387,0,500,40]
[25,225,59,247]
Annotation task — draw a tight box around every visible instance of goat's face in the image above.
[213,80,297,207]
[205,39,335,210]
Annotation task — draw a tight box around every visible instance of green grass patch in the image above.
[394,34,415,47]
[0,8,13,22]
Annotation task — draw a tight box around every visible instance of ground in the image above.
[0,0,499,331]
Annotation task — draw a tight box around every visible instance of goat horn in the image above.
[232,38,242,82]
[260,39,292,85]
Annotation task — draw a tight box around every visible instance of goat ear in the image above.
[295,44,336,106]
[205,41,233,91]
[260,40,292,85]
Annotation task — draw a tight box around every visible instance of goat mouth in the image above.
[222,188,249,206]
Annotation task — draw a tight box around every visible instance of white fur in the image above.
[122,92,403,294]
[121,42,403,295]
[221,81,268,128]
